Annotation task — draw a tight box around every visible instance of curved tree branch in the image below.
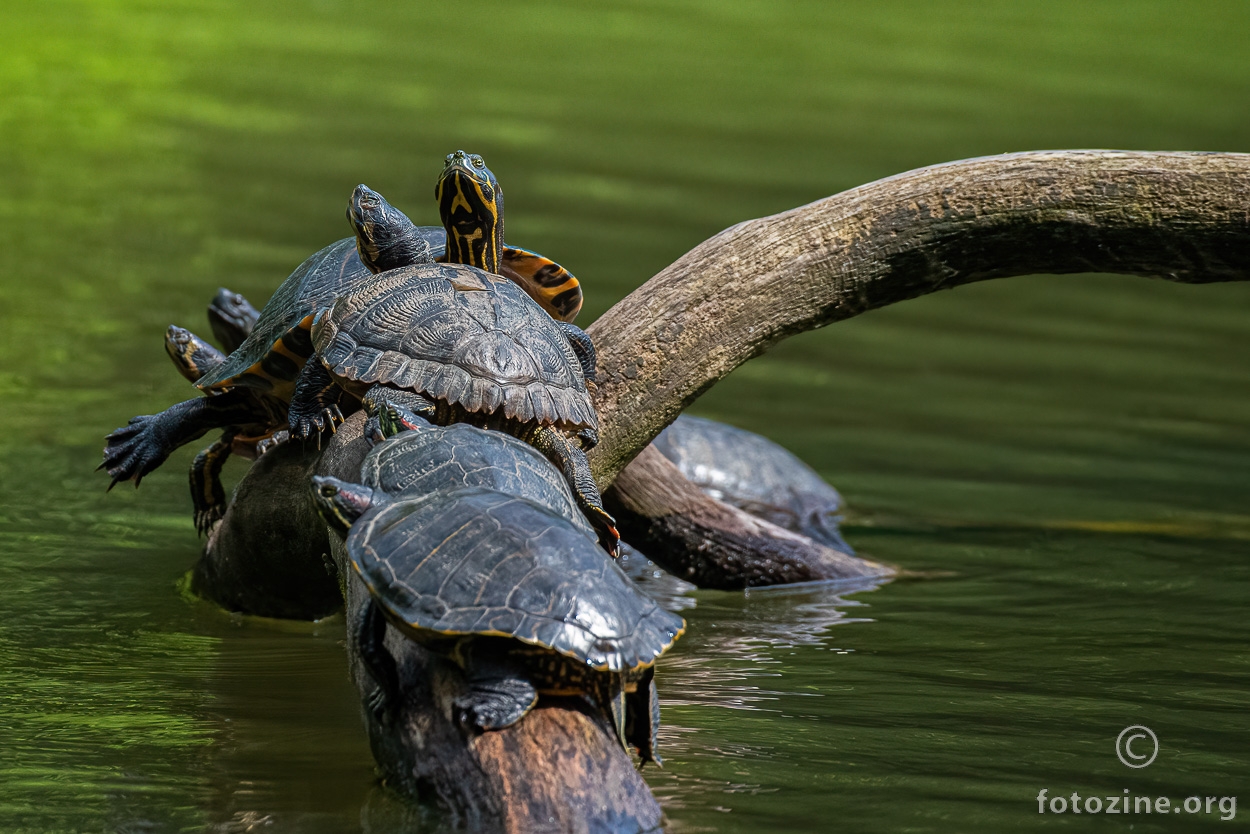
[589,150,1250,484]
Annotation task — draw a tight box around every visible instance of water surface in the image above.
[1,1,1248,831]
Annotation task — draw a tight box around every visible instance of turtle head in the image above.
[208,288,260,342]
[311,475,379,537]
[348,184,430,273]
[164,325,222,382]
[435,150,504,274]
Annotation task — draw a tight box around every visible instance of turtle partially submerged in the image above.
[654,415,855,554]
[311,414,684,763]
[307,261,618,554]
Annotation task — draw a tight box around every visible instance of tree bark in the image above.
[592,150,1250,566]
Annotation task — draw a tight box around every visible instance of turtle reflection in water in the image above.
[312,405,684,764]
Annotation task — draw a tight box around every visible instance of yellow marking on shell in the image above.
[203,313,316,401]
[499,250,583,321]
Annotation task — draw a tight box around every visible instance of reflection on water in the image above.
[2,0,1249,831]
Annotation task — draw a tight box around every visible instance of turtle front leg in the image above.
[100,390,262,489]
[190,431,236,536]
[356,598,401,723]
[451,648,539,732]
[554,321,598,386]
[529,426,620,557]
[288,357,346,442]
[625,666,663,767]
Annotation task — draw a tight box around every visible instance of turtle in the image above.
[653,415,855,554]
[435,149,583,322]
[310,416,684,764]
[162,324,287,532]
[306,261,619,555]
[100,184,425,490]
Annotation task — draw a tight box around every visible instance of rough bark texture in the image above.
[590,150,1250,483]
[323,414,663,834]
[591,151,1250,570]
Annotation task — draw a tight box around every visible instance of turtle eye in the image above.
[320,484,338,498]
[471,156,485,168]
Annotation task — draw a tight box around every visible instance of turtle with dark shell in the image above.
[311,410,684,764]
[104,151,593,491]
[654,415,856,554]
[100,184,425,490]
[161,325,287,532]
[307,260,619,555]
[207,288,260,353]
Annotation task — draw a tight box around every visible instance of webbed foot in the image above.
[100,414,172,489]
[288,358,346,442]
[356,599,400,725]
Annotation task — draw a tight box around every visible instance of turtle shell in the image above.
[312,263,597,431]
[361,422,586,530]
[197,238,369,397]
[654,415,853,553]
[348,487,685,672]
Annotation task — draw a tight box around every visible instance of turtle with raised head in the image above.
[311,412,684,764]
[306,259,618,555]
[434,149,595,380]
[207,288,260,354]
[101,185,426,490]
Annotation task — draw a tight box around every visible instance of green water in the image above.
[2,1,1248,831]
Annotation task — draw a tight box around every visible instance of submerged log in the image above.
[606,444,889,589]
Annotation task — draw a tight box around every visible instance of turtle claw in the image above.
[194,505,225,537]
[290,407,343,444]
[101,415,169,488]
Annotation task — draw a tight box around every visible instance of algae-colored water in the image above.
[1,1,1248,831]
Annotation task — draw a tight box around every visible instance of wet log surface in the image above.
[606,444,890,589]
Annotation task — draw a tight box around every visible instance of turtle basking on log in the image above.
[104,153,590,495]
[312,406,683,763]
[99,184,422,492]
[305,261,618,554]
